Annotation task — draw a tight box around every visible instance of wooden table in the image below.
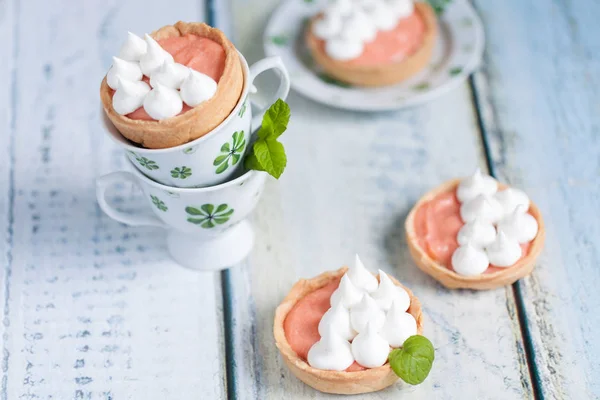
[0,0,597,398]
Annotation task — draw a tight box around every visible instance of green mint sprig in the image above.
[389,335,435,385]
[244,98,290,179]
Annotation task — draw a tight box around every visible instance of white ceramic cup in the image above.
[96,158,267,271]
[103,53,290,188]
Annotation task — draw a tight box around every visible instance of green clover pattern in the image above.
[238,98,247,118]
[213,131,246,174]
[186,204,234,228]
[151,195,168,212]
[170,166,192,179]
[133,155,159,170]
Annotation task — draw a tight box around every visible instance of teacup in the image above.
[103,53,290,188]
[96,157,267,270]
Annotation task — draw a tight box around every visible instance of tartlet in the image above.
[405,179,546,290]
[305,2,437,87]
[274,267,424,394]
[100,22,243,149]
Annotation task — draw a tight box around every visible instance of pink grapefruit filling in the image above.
[414,188,532,274]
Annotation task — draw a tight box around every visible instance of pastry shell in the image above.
[100,22,243,149]
[273,267,424,394]
[305,2,437,87]
[405,179,545,290]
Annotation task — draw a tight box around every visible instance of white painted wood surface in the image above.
[0,1,227,399]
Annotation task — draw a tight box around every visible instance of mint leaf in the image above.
[389,335,435,385]
[259,98,290,139]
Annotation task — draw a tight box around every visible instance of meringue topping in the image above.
[347,254,378,293]
[451,243,490,276]
[112,78,151,115]
[118,32,148,62]
[106,57,143,90]
[351,321,390,368]
[318,301,357,341]
[140,34,174,76]
[456,169,498,203]
[371,269,410,312]
[494,188,530,217]
[150,62,190,89]
[307,325,355,371]
[380,299,418,347]
[179,70,218,107]
[340,9,378,43]
[330,273,363,308]
[389,0,415,19]
[367,0,398,31]
[456,217,497,248]
[485,230,522,267]
[329,0,354,16]
[313,12,343,40]
[350,293,385,333]
[325,37,364,61]
[460,194,503,224]
[143,83,183,120]
[496,205,539,243]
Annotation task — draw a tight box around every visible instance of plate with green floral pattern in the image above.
[264,0,484,111]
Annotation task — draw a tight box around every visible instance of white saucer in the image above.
[263,0,485,111]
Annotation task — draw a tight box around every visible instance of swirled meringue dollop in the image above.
[143,83,183,120]
[180,70,218,107]
[485,230,522,267]
[325,38,364,61]
[330,273,363,308]
[351,321,390,368]
[140,34,174,76]
[329,0,353,16]
[118,32,148,62]
[340,9,378,43]
[367,1,398,31]
[347,254,379,293]
[456,169,498,203]
[460,194,503,224]
[494,188,530,217]
[371,270,410,312]
[313,11,343,40]
[457,217,497,247]
[318,301,357,341]
[389,0,415,19]
[307,325,354,371]
[451,243,490,276]
[150,62,190,89]
[350,293,385,333]
[380,299,418,347]
[112,78,151,115]
[496,205,538,243]
[107,57,143,90]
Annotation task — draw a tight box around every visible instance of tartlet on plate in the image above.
[405,179,545,290]
[274,267,424,394]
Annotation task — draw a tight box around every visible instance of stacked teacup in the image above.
[96,23,290,270]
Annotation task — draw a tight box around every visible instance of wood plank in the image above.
[225,1,534,398]
[3,1,227,399]
[472,0,600,398]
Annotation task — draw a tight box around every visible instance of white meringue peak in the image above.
[140,34,174,76]
[313,12,343,40]
[330,273,363,308]
[307,325,354,371]
[325,38,364,61]
[118,32,148,62]
[112,78,150,115]
[351,321,390,368]
[143,83,183,120]
[180,70,218,107]
[456,217,497,248]
[494,188,531,217]
[486,230,522,267]
[318,301,357,341]
[150,62,190,89]
[367,0,398,31]
[340,9,378,43]
[451,243,490,276]
[380,299,418,347]
[350,293,385,333]
[497,205,539,244]
[347,254,379,293]
[107,57,143,90]
[371,269,410,312]
[388,0,415,19]
[460,194,503,224]
[456,169,498,203]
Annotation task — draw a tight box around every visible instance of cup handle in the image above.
[249,56,291,131]
[96,171,166,228]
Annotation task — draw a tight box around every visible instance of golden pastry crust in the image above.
[100,22,244,149]
[305,2,437,87]
[405,179,546,290]
[273,267,424,394]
